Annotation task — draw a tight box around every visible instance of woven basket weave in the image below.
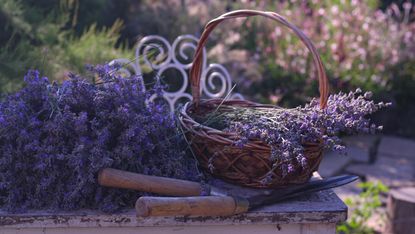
[178,10,329,188]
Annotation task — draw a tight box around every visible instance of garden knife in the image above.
[99,168,264,197]
[136,174,358,217]
[99,168,356,198]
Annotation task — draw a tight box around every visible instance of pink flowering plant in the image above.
[217,1,415,100]
[256,1,412,83]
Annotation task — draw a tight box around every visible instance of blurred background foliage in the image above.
[0,0,414,137]
[0,0,131,90]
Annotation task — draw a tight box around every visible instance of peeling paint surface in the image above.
[0,188,346,229]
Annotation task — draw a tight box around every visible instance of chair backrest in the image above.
[110,34,243,112]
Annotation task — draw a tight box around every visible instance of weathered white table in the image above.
[0,188,346,234]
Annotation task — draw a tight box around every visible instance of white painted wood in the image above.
[0,223,335,234]
[0,173,346,234]
[302,223,336,234]
[0,189,346,228]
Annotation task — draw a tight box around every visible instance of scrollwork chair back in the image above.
[110,34,243,112]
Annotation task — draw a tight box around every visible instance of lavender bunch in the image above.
[0,67,199,213]
[197,89,389,184]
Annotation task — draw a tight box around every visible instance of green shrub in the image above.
[337,181,389,234]
[0,0,129,94]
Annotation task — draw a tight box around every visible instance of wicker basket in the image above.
[178,10,329,188]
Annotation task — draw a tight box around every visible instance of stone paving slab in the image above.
[345,156,415,188]
[318,150,352,177]
[319,135,377,177]
[332,179,361,201]
[344,145,371,163]
[343,135,379,163]
[343,135,379,152]
[367,209,387,233]
[378,136,415,159]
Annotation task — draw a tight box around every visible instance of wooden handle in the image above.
[190,10,329,109]
[136,196,249,217]
[98,168,203,197]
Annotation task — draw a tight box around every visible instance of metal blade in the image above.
[248,174,359,209]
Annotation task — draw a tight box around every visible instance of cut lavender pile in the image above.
[0,67,199,212]
[194,89,390,181]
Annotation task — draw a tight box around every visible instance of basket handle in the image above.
[190,9,329,109]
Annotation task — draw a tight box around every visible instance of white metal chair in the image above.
[111,35,243,112]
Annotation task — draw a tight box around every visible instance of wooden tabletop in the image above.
[0,175,347,229]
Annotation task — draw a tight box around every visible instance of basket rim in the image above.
[178,98,325,188]
[178,98,322,151]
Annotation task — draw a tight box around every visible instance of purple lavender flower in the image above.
[200,89,390,184]
[0,67,200,213]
